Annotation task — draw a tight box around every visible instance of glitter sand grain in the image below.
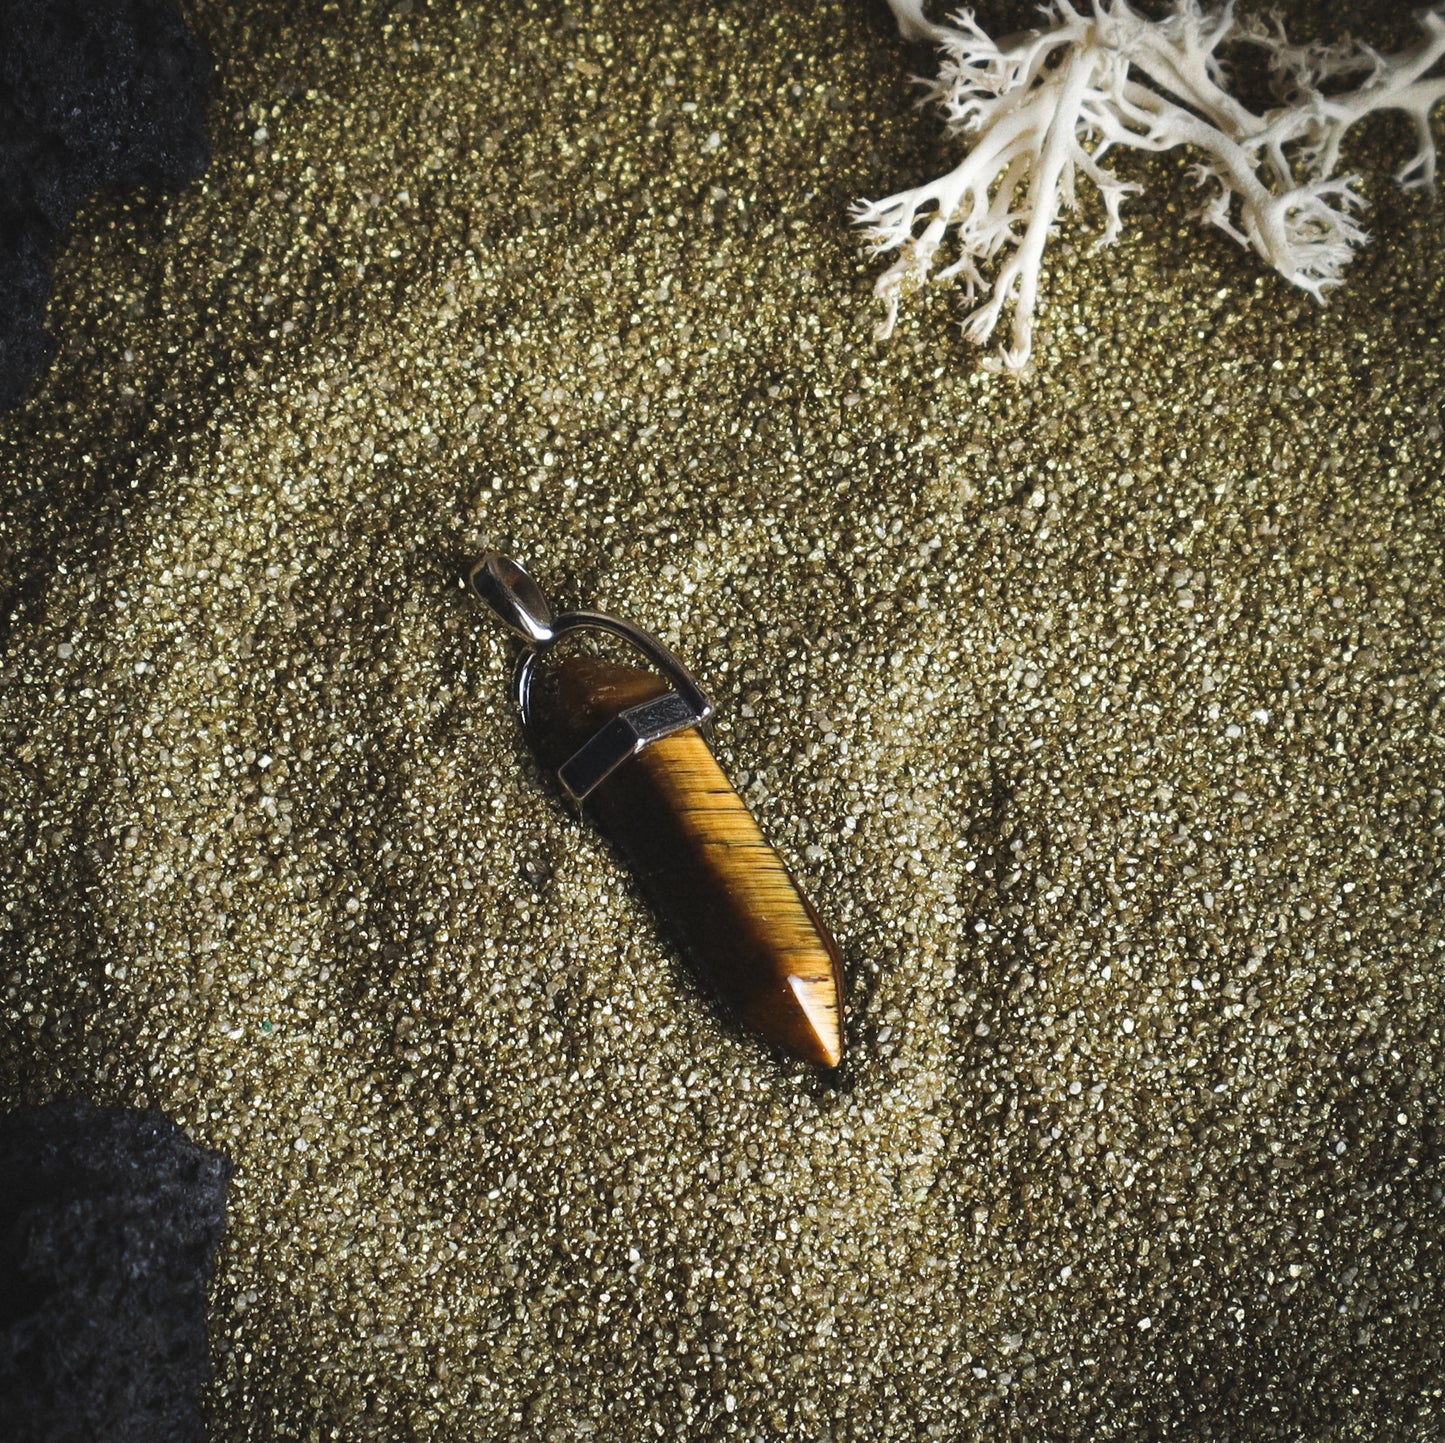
[1,2,1443,1439]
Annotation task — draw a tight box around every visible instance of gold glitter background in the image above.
[2,1,1443,1437]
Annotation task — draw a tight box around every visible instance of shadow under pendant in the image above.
[471,555,845,1068]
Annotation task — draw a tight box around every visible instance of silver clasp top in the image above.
[471,554,556,645]
[469,553,714,801]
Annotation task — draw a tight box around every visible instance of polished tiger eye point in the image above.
[525,654,846,1067]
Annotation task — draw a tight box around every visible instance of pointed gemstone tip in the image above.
[787,974,844,1068]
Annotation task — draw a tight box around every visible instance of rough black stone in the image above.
[0,0,211,411]
[0,1097,232,1443]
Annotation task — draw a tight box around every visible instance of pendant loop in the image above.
[471,554,716,801]
[469,554,556,645]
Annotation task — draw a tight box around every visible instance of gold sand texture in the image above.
[1,0,1442,1437]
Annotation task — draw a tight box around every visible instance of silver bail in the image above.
[470,553,716,789]
[469,553,556,646]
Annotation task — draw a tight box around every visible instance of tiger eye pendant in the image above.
[470,554,845,1068]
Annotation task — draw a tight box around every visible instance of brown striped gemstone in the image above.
[525,654,845,1067]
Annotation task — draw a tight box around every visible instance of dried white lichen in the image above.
[856,1,1445,369]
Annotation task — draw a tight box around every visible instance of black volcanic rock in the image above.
[0,0,211,411]
[0,1097,232,1443]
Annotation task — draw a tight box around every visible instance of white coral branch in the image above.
[855,0,1445,368]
